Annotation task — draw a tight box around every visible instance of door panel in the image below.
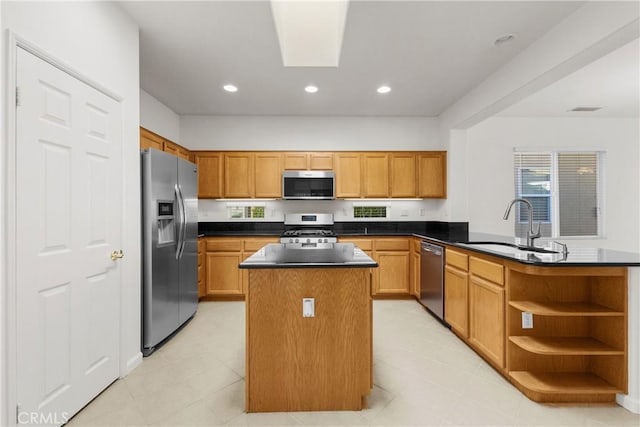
[16,47,122,423]
[178,158,199,324]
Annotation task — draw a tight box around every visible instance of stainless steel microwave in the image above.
[282,171,335,200]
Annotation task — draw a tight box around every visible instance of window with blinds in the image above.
[513,150,603,238]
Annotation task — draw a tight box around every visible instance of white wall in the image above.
[1,2,140,424]
[466,117,639,252]
[140,89,180,143]
[181,115,442,151]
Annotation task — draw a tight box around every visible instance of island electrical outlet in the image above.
[303,298,315,317]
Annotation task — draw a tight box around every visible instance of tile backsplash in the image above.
[198,199,447,222]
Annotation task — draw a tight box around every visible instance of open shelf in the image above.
[509,301,623,317]
[510,371,622,402]
[509,336,624,356]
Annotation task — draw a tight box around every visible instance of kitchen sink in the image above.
[461,241,559,254]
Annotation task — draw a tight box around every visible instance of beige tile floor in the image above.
[67,300,640,426]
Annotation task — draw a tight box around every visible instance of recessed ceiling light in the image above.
[304,85,319,93]
[494,34,516,46]
[377,85,391,94]
[223,84,238,93]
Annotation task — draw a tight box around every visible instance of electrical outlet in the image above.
[400,209,409,217]
[303,298,315,317]
[521,312,533,329]
[419,208,425,216]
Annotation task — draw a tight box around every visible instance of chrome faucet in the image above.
[503,198,541,247]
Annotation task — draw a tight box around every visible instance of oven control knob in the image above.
[306,238,311,243]
[295,238,299,243]
[289,238,294,243]
[324,238,328,243]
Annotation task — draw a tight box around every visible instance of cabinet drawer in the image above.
[206,239,242,252]
[470,256,504,285]
[339,238,373,251]
[446,249,468,271]
[375,239,409,251]
[244,239,276,252]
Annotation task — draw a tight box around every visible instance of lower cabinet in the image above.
[444,265,468,337]
[201,237,277,298]
[468,274,505,369]
[410,240,421,298]
[198,238,205,297]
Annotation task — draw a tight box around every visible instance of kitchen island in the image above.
[240,244,377,413]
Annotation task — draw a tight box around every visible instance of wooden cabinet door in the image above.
[309,152,333,170]
[195,152,223,198]
[411,251,420,298]
[418,152,447,198]
[140,127,163,151]
[444,265,469,337]
[205,252,243,296]
[283,152,307,170]
[163,140,180,157]
[224,153,254,198]
[362,153,389,198]
[374,251,410,295]
[335,153,362,198]
[254,152,282,198]
[198,239,205,298]
[469,275,505,368]
[390,153,417,197]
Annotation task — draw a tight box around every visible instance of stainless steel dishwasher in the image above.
[420,241,446,324]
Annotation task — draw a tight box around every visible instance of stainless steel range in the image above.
[280,213,337,249]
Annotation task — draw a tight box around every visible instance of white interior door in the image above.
[15,47,123,425]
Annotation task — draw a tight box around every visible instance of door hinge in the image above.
[16,86,21,107]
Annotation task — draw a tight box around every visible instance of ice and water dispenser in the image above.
[157,201,175,246]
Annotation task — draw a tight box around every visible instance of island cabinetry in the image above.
[468,255,505,371]
[283,152,333,170]
[506,264,627,403]
[246,267,372,412]
[444,248,469,338]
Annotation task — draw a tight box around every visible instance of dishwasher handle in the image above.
[421,242,443,256]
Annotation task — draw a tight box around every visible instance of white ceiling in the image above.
[498,38,639,118]
[119,1,586,116]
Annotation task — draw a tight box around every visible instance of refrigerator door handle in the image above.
[176,183,188,259]
[174,184,185,260]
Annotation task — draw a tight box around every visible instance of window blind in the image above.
[513,150,602,238]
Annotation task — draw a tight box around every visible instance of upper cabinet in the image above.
[283,152,333,170]
[140,127,191,161]
[390,153,417,197]
[335,152,362,198]
[418,151,447,198]
[362,153,390,198]
[194,150,447,200]
[194,152,223,198]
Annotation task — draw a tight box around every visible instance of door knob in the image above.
[111,250,124,261]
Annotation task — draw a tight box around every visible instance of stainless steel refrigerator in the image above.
[141,148,198,356]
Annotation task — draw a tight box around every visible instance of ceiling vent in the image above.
[569,107,603,112]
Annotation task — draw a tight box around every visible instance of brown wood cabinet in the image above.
[283,152,333,170]
[201,237,278,298]
[335,153,362,198]
[391,153,417,197]
[444,248,469,337]
[469,273,505,369]
[140,127,191,161]
[254,153,283,198]
[362,153,390,198]
[194,152,223,198]
[224,153,254,198]
[410,238,421,298]
[373,238,410,296]
[418,152,446,198]
[198,238,205,298]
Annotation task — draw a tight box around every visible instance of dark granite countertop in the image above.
[239,243,377,269]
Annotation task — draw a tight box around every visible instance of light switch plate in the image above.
[303,298,315,317]
[522,311,533,329]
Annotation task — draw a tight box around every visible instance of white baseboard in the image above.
[122,352,143,377]
[616,393,640,414]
